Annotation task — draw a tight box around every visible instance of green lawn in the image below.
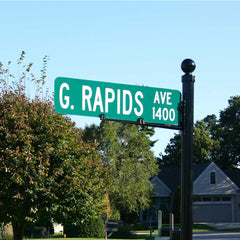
[23,224,240,240]
[133,223,217,233]
[219,228,240,232]
[24,239,151,240]
[192,224,217,232]
[24,238,155,240]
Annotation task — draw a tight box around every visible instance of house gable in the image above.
[151,176,172,197]
[193,162,239,195]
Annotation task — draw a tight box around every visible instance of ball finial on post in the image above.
[181,59,196,74]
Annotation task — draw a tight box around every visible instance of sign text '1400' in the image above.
[152,107,176,122]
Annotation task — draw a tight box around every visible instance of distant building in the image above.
[53,223,63,234]
[140,162,240,223]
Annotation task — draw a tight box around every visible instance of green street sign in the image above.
[54,77,181,126]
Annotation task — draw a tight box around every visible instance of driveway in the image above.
[193,231,240,240]
[199,222,240,230]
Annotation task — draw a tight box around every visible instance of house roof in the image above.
[224,168,240,187]
[157,162,211,192]
[157,166,181,192]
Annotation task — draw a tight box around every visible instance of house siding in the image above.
[235,190,240,222]
[146,162,240,224]
[142,177,173,223]
[193,163,238,196]
[152,176,171,197]
[193,163,239,223]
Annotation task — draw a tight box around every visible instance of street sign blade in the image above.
[54,77,181,126]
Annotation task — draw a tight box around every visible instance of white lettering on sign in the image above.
[152,107,176,122]
[123,90,132,115]
[117,89,121,114]
[134,91,144,116]
[153,91,160,104]
[153,91,172,105]
[166,92,172,105]
[82,85,92,111]
[59,83,70,109]
[93,87,104,112]
[152,91,174,122]
[81,85,144,117]
[105,88,115,113]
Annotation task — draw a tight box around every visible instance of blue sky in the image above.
[0,1,240,156]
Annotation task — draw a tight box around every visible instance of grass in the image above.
[23,224,240,240]
[219,228,240,232]
[24,238,156,240]
[23,233,157,240]
[133,223,217,232]
[24,239,102,240]
[192,224,217,232]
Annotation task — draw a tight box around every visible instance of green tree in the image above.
[158,117,219,168]
[218,96,240,169]
[0,53,109,240]
[158,95,240,170]
[84,121,158,219]
[158,133,181,168]
[193,119,219,164]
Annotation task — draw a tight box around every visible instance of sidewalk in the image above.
[155,237,170,240]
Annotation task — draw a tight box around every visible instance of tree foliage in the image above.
[158,133,181,168]
[158,96,240,170]
[217,96,240,169]
[0,52,109,240]
[158,118,218,168]
[84,121,158,219]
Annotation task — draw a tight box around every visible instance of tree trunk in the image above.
[12,222,25,240]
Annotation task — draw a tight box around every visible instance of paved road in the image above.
[193,231,240,240]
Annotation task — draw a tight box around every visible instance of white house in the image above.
[53,223,64,234]
[140,162,240,223]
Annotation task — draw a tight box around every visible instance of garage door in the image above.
[193,204,232,222]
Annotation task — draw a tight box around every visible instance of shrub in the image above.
[110,223,135,239]
[24,223,47,238]
[134,222,149,230]
[64,216,105,238]
[0,224,5,240]
[86,216,105,238]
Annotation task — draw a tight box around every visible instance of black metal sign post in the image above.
[180,59,195,240]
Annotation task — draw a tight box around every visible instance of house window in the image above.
[210,171,216,184]
[193,196,202,202]
[202,196,211,201]
[222,196,231,201]
[212,196,221,201]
